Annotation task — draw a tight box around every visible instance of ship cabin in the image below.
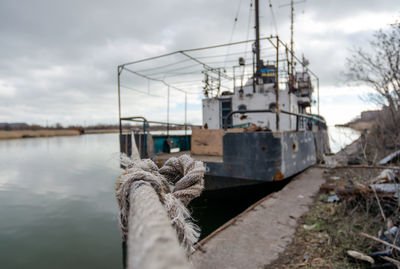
[202,62,314,133]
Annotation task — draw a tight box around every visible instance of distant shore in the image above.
[0,129,82,140]
[0,128,192,140]
[335,121,374,131]
[83,129,120,134]
[0,129,124,140]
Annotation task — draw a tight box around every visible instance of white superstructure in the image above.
[202,67,313,132]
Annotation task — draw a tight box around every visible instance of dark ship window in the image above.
[269,103,276,110]
[238,105,247,111]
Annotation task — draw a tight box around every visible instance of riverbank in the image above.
[0,129,126,140]
[83,129,120,134]
[0,129,82,140]
[268,139,400,268]
[268,166,383,268]
[191,135,400,268]
[0,128,190,140]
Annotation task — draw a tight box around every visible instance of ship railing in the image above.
[120,116,196,136]
[223,109,326,131]
[119,116,197,158]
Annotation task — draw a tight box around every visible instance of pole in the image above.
[184,93,187,136]
[118,66,122,136]
[255,0,261,75]
[167,86,170,136]
[286,46,292,128]
[233,66,236,90]
[275,37,280,131]
[317,78,320,115]
[252,52,256,93]
[290,0,294,79]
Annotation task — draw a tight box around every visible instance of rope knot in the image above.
[115,154,205,253]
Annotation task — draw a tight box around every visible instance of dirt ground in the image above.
[268,166,387,268]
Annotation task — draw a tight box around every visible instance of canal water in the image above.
[0,134,123,269]
[0,127,357,268]
[328,126,360,154]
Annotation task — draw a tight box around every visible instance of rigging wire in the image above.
[121,84,163,98]
[143,52,286,80]
[242,0,253,79]
[268,0,278,36]
[223,0,243,69]
[131,47,277,75]
[133,58,192,73]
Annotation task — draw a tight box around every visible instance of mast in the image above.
[254,0,261,75]
[290,0,294,79]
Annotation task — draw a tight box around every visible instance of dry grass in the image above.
[349,121,375,131]
[0,129,81,140]
[269,168,386,268]
[83,129,121,134]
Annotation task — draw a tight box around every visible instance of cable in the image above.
[223,0,243,68]
[133,58,193,73]
[121,84,163,98]
[268,0,278,36]
[242,0,253,79]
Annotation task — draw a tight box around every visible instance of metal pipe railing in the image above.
[223,109,326,131]
[120,117,198,128]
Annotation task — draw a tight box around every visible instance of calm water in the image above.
[328,126,360,153]
[0,134,123,269]
[0,128,357,268]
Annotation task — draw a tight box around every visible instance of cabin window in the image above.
[269,103,276,110]
[238,104,247,111]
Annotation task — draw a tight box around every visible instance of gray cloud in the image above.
[0,0,399,125]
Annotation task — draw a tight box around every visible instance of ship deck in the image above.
[155,151,223,164]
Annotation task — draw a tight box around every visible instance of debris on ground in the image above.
[379,150,400,165]
[244,124,271,132]
[373,169,398,183]
[327,194,340,203]
[269,166,400,268]
[347,250,375,264]
[323,168,400,268]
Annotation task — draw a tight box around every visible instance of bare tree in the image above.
[345,21,400,118]
[344,21,400,163]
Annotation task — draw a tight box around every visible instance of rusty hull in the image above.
[203,131,318,190]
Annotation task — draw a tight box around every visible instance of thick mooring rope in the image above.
[115,154,205,253]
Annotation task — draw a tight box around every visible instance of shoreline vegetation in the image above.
[0,107,383,141]
[0,124,198,140]
[0,129,82,140]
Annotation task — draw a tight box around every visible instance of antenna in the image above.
[301,53,309,72]
[279,0,305,82]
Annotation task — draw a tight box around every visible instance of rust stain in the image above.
[273,168,285,181]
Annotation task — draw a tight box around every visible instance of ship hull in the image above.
[202,130,328,190]
[122,129,330,191]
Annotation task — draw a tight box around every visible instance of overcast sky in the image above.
[0,0,399,126]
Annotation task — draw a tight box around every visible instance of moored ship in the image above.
[117,0,330,190]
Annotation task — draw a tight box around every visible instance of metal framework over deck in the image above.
[117,37,321,135]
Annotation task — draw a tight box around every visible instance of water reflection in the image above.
[0,134,123,269]
[0,128,358,268]
[328,126,360,153]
